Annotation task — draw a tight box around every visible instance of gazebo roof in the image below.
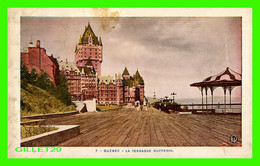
[190,67,242,87]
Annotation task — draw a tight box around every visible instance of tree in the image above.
[36,70,53,90]
[20,63,73,106]
[28,68,38,85]
[21,64,30,88]
[53,73,72,106]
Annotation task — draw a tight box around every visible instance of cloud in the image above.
[21,17,242,98]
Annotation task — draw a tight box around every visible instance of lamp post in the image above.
[171,92,177,103]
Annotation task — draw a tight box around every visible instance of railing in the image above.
[179,103,242,113]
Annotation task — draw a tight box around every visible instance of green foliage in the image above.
[20,64,73,106]
[21,84,75,116]
[122,70,145,86]
[52,73,73,106]
[20,64,29,88]
[96,105,121,111]
[21,125,58,139]
[29,68,38,85]
[36,70,53,90]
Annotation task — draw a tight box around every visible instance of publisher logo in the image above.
[230,135,238,143]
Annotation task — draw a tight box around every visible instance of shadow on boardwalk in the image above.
[45,107,242,147]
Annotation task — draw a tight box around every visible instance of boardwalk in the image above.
[45,107,241,147]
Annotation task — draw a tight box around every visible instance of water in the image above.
[175,96,242,113]
[175,96,242,104]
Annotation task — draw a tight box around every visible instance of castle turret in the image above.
[122,67,130,79]
[74,22,103,76]
[78,35,82,44]
[134,69,144,85]
[74,44,77,53]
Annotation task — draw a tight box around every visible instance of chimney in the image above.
[36,40,40,48]
[66,59,68,64]
[115,73,117,79]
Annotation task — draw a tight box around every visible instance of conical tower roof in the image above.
[122,67,130,75]
[135,69,141,77]
[134,69,144,85]
[80,23,99,45]
[74,44,77,53]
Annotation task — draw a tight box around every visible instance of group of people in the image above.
[136,104,148,111]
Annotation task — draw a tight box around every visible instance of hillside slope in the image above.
[21,84,75,116]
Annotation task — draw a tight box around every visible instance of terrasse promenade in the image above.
[45,107,241,147]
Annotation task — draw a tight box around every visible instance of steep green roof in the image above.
[135,70,141,77]
[58,61,80,73]
[80,23,99,45]
[58,61,96,75]
[74,44,77,53]
[98,76,116,85]
[122,67,130,75]
[123,76,134,87]
[78,66,95,75]
[98,36,103,46]
[134,70,144,85]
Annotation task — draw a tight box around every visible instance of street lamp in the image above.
[171,92,177,103]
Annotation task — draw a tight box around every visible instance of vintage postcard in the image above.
[8,8,252,158]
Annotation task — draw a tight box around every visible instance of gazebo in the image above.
[190,67,242,113]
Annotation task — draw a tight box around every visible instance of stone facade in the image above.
[59,23,145,106]
[74,23,103,76]
[122,67,145,105]
[59,60,98,101]
[21,40,60,86]
[59,62,145,105]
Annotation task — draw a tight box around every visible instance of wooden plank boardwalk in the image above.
[45,107,242,147]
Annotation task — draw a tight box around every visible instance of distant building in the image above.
[59,23,145,105]
[59,59,98,101]
[151,92,157,103]
[98,74,124,105]
[21,40,60,85]
[59,62,145,105]
[122,67,145,105]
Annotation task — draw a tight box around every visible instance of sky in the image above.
[21,17,242,99]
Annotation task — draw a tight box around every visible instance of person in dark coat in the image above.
[80,103,88,113]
